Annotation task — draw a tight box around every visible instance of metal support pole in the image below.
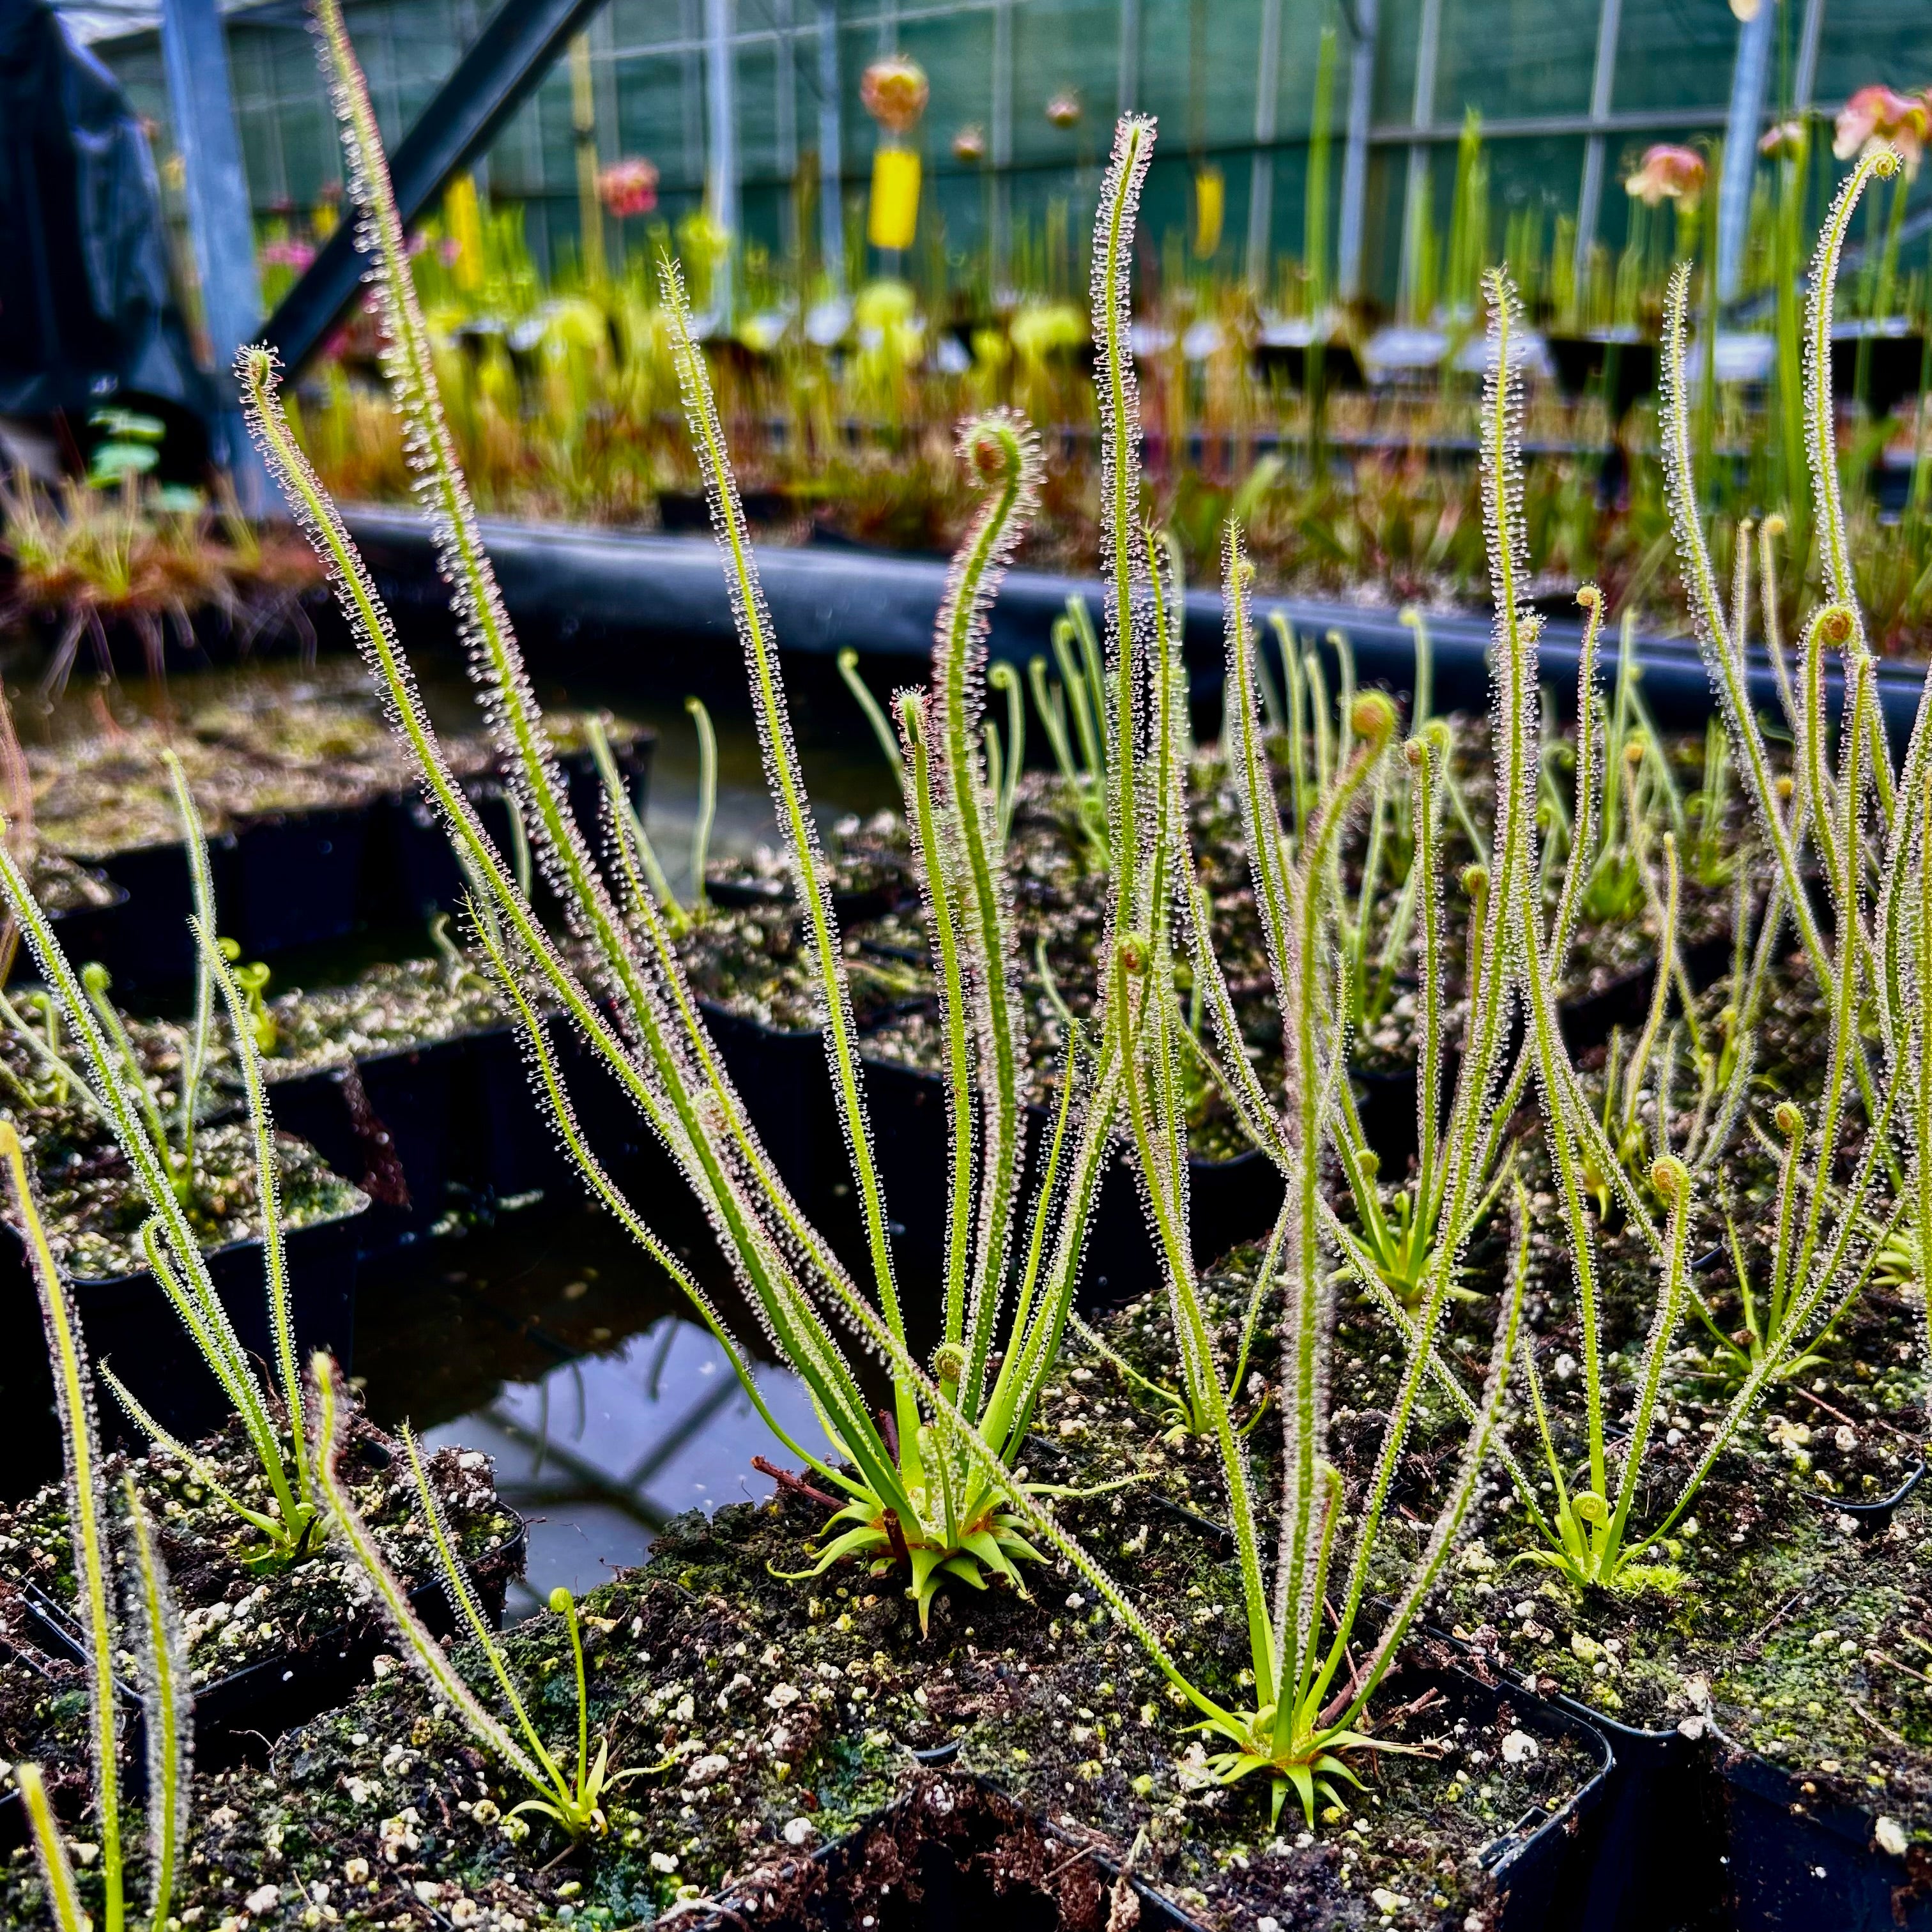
[1245,0,1282,291]
[816,0,843,291]
[774,0,798,257]
[1337,0,1377,303]
[705,0,739,319]
[1572,0,1621,298]
[1717,0,1774,303]
[569,33,604,280]
[1116,0,1140,118]
[159,0,272,506]
[991,0,1013,291]
[263,0,613,376]
[1794,0,1826,110]
[1398,0,1440,309]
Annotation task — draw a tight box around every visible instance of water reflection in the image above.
[422,1316,833,1618]
[355,1201,835,1620]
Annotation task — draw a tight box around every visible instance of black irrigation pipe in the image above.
[342,504,1931,747]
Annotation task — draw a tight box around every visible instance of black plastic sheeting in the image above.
[341,505,1931,745]
[0,0,208,449]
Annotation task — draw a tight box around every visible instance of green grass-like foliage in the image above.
[1,1124,190,1932]
[309,1353,654,1839]
[250,0,1153,1637]
[0,774,323,1567]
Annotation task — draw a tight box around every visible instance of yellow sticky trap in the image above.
[1193,166,1224,258]
[444,172,485,291]
[868,146,921,251]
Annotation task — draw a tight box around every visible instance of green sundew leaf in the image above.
[90,408,165,440]
[960,1528,1021,1584]
[1284,1761,1317,1825]
[89,442,158,480]
[770,1522,889,1583]
[939,1552,987,1589]
[907,1544,947,1598]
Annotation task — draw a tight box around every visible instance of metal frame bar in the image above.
[1245,0,1282,291]
[1794,0,1826,111]
[261,0,612,376]
[1116,0,1139,119]
[1572,0,1621,295]
[1716,0,1774,302]
[705,0,739,316]
[816,0,843,288]
[1337,0,1378,303]
[991,0,1013,289]
[1398,0,1440,309]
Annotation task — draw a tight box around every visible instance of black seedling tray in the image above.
[0,1197,369,1448]
[1542,1697,1728,1932]
[372,738,655,928]
[1714,1722,1929,1931]
[859,1047,1285,1312]
[13,1510,525,1775]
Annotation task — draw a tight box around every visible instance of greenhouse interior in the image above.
[0,0,1929,1924]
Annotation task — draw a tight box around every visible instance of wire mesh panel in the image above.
[70,0,1932,307]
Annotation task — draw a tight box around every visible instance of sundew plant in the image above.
[1,1123,191,1932]
[0,781,326,1567]
[244,0,1571,1821]
[247,0,1151,1632]
[310,1353,656,1840]
[1466,144,1924,1596]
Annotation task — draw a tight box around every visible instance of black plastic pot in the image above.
[268,1038,472,1255]
[227,805,377,956]
[43,877,131,970]
[263,1019,590,1261]
[1251,336,1367,392]
[1558,926,1735,1054]
[1546,334,1660,418]
[371,738,655,928]
[859,1048,1283,1311]
[81,799,387,983]
[698,1001,845,1221]
[90,833,237,985]
[700,1771,1206,1931]
[659,486,791,530]
[0,1195,370,1448]
[705,868,910,926]
[11,1512,525,1776]
[1543,1698,1728,1932]
[1830,325,1927,422]
[1713,1724,1929,1931]
[700,1670,1609,1932]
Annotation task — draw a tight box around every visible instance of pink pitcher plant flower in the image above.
[1834,86,1926,175]
[597,157,660,220]
[1625,144,1706,210]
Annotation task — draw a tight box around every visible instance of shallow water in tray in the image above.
[0,656,900,1591]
